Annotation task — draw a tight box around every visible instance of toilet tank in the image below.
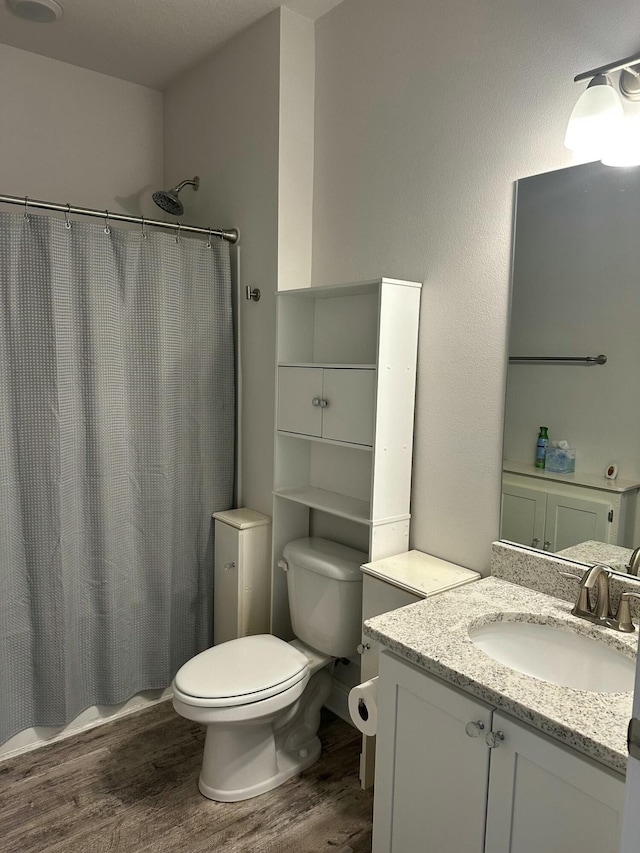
[282,537,366,658]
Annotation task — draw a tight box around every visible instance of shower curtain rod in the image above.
[0,192,239,244]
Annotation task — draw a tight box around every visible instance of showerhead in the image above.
[152,176,200,216]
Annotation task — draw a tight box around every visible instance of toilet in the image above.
[172,536,365,802]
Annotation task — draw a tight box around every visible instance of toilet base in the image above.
[198,735,322,802]
[197,668,332,802]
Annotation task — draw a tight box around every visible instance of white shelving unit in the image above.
[270,278,422,639]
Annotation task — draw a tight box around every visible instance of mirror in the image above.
[501,161,640,576]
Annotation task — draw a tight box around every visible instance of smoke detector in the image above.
[6,0,63,22]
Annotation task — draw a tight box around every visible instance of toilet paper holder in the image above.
[348,676,379,737]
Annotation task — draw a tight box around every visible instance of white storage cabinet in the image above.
[213,509,271,646]
[501,467,640,552]
[271,279,422,641]
[278,365,375,446]
[373,651,625,853]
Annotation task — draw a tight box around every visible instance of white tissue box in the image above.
[545,447,576,474]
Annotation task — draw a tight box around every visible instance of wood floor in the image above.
[0,701,373,853]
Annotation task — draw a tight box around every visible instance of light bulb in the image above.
[564,75,625,156]
[601,124,640,167]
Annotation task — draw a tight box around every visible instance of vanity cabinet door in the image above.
[373,652,493,853]
[484,712,625,853]
[544,492,611,551]
[501,482,547,548]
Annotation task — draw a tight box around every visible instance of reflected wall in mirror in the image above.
[501,161,640,576]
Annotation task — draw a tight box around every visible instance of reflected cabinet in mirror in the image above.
[501,161,640,575]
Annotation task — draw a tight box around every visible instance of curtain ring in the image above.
[104,210,111,235]
[141,215,147,240]
[175,222,181,244]
[65,203,72,230]
[207,226,212,249]
[23,196,30,223]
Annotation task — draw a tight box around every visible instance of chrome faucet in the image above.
[625,547,640,576]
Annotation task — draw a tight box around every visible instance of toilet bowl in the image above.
[172,536,365,802]
[172,634,332,801]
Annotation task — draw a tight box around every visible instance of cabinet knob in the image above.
[465,720,485,738]
[312,397,321,407]
[356,643,371,655]
[223,562,236,571]
[531,538,540,548]
[319,398,328,408]
[485,730,505,749]
[543,541,551,551]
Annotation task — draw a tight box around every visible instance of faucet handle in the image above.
[558,570,583,582]
[558,569,588,604]
[614,592,640,633]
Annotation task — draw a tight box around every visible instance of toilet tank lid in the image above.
[283,537,366,582]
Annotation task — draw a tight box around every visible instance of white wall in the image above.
[164,8,315,515]
[0,43,163,216]
[312,0,640,574]
[163,10,281,516]
[278,10,315,291]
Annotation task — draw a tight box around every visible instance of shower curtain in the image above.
[0,212,235,746]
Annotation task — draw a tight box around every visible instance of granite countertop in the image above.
[555,540,632,574]
[364,576,637,775]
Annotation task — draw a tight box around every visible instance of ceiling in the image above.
[0,0,345,89]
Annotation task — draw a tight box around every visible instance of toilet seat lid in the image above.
[174,634,309,705]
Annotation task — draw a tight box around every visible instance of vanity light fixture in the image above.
[565,51,640,163]
[6,0,63,23]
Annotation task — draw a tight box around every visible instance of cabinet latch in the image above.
[628,718,640,760]
[608,509,614,523]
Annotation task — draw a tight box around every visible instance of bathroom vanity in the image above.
[501,463,640,552]
[365,571,637,853]
[358,550,479,787]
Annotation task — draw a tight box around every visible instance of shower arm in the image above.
[172,177,200,193]
[0,191,238,244]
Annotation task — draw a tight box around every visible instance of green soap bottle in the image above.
[535,426,549,469]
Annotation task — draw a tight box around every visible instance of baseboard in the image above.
[324,677,356,727]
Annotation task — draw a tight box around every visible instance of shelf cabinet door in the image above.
[501,482,547,548]
[544,492,611,551]
[373,652,492,853]
[277,366,323,437]
[322,368,375,445]
[485,712,625,853]
[278,365,375,445]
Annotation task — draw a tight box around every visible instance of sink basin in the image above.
[468,619,635,692]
